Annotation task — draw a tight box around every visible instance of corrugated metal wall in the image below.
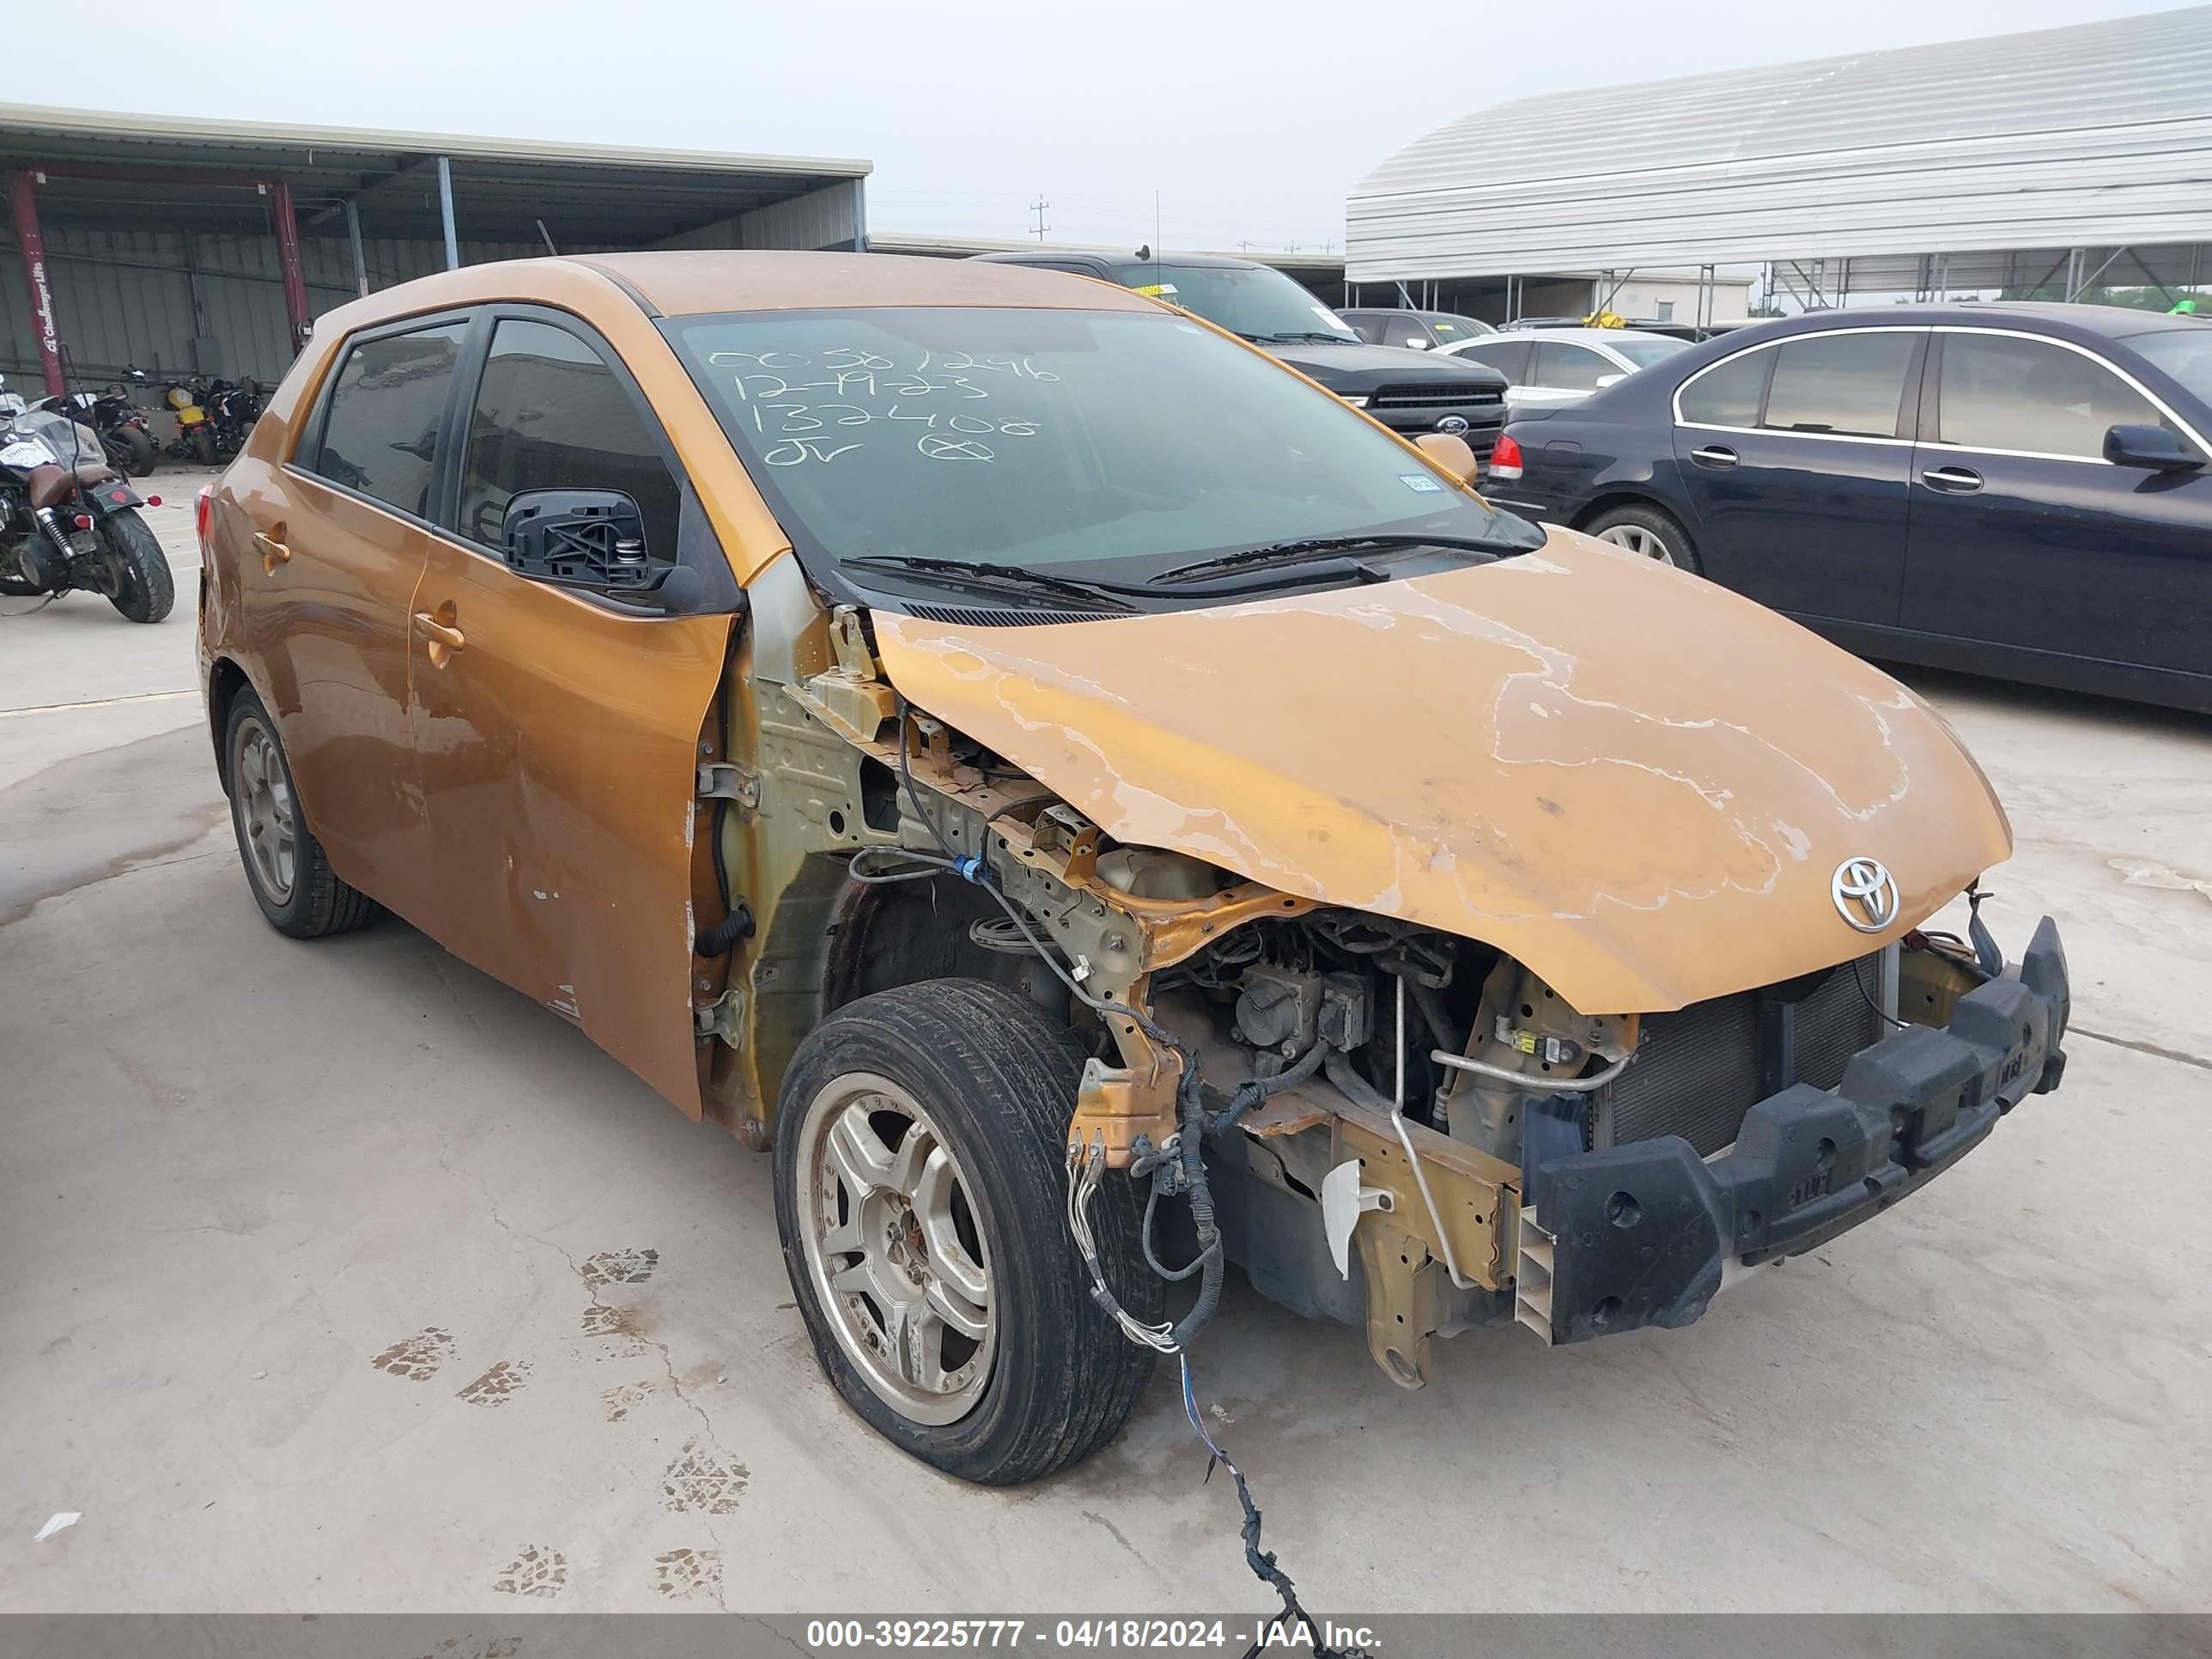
[1346,6,2212,283]
[0,228,573,387]
[1,177,866,390]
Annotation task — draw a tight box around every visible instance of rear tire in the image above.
[774,979,1158,1485]
[223,690,383,939]
[1584,502,1701,573]
[186,426,216,466]
[111,426,156,477]
[97,508,174,623]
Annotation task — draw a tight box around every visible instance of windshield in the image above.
[1425,313,1493,343]
[1118,264,1358,343]
[3,407,100,467]
[2129,326,2212,406]
[1608,336,1691,369]
[665,307,1527,580]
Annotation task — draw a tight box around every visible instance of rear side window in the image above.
[455,319,681,560]
[1532,343,1612,392]
[1678,348,1769,426]
[1341,312,1386,343]
[1937,332,2160,459]
[309,322,469,516]
[1381,314,1434,349]
[1456,339,1532,382]
[1762,332,1916,439]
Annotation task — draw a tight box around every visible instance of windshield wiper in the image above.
[1248,331,1358,345]
[1150,534,1511,586]
[841,554,1139,613]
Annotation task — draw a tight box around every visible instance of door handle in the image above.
[412,608,465,667]
[1921,465,1984,493]
[1689,445,1738,469]
[252,524,290,576]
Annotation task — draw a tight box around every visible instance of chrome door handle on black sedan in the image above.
[1921,465,1984,493]
[1689,445,1738,469]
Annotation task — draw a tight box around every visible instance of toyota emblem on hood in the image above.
[1832,857,1900,933]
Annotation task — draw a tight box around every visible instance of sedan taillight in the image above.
[1490,432,1524,481]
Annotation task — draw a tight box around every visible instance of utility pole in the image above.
[1030,196,1050,241]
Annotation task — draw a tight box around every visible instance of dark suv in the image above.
[975,250,1508,469]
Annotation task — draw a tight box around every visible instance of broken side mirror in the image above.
[501,486,692,610]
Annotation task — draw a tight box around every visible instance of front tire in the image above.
[223,690,383,939]
[774,980,1158,1485]
[1585,502,1701,573]
[97,508,174,623]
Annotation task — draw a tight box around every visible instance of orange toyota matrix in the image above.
[198,252,2069,1484]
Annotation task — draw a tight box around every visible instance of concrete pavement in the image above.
[3,494,2208,1614]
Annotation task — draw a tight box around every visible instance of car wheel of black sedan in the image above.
[1586,504,1701,574]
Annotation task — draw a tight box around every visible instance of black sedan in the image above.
[1486,303,2212,714]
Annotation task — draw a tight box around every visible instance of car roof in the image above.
[1498,327,1641,349]
[1729,301,2212,344]
[576,250,1153,315]
[975,248,1261,274]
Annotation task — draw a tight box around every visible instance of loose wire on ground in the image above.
[875,696,1351,1656]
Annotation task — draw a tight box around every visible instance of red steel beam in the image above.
[270,180,313,349]
[5,169,65,396]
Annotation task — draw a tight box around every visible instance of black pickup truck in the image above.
[975,248,1509,471]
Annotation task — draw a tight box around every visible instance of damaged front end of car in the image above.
[700,540,2072,1389]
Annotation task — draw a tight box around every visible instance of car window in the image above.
[1455,339,1532,382]
[1679,347,1769,426]
[1762,332,1916,439]
[308,321,469,516]
[1381,314,1434,349]
[666,306,1534,577]
[2127,326,2212,406]
[455,319,682,561]
[1425,313,1492,343]
[1608,336,1690,369]
[1937,332,2162,459]
[1531,343,1612,392]
[1341,312,1387,344]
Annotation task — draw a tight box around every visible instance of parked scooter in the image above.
[162,375,218,466]
[0,374,173,623]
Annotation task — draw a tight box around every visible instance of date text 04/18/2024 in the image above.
[802,1619,1383,1651]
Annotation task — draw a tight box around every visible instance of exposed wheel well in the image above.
[206,658,250,793]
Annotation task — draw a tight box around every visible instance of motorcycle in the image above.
[0,374,174,623]
[204,376,263,459]
[40,368,156,477]
[162,375,218,466]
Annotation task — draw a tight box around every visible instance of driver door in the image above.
[406,308,735,1114]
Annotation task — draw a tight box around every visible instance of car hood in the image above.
[871,529,2012,1013]
[1266,340,1506,394]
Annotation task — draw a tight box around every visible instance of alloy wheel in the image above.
[1596,523,1675,565]
[795,1072,995,1425]
[234,717,297,902]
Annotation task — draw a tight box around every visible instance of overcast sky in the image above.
[108,0,2202,253]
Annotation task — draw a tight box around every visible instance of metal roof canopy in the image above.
[0,103,871,246]
[1347,6,2212,283]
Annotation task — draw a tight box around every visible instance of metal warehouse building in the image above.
[1348,5,2212,323]
[0,105,870,398]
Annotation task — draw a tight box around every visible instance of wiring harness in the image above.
[843,696,1367,1659]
